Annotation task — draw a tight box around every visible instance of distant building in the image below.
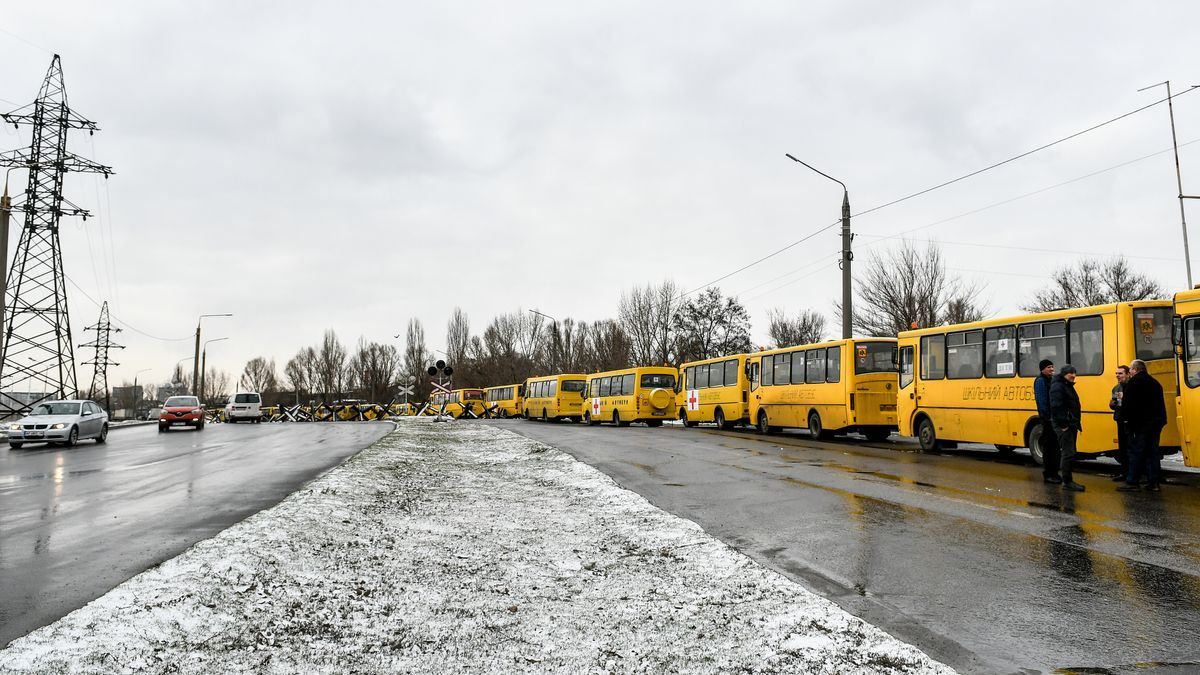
[158,382,189,401]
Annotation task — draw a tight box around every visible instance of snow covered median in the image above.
[0,419,954,674]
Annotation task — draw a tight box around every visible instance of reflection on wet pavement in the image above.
[499,420,1200,674]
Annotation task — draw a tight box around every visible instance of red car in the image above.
[159,395,206,432]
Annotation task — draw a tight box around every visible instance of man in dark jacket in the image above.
[1049,364,1085,491]
[1033,359,1061,483]
[1118,359,1167,492]
[1109,365,1130,481]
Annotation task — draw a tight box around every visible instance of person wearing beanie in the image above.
[1050,364,1085,491]
[1032,359,1061,483]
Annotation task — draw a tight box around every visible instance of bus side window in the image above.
[749,360,760,391]
[725,359,738,387]
[773,353,791,385]
[899,346,914,388]
[623,373,635,395]
[920,335,946,379]
[549,380,557,397]
[806,349,826,383]
[684,367,694,390]
[1185,317,1200,388]
[762,356,774,386]
[790,351,805,385]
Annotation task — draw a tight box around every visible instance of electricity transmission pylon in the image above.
[0,55,113,416]
[80,301,123,412]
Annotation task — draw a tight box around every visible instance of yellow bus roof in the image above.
[897,300,1171,339]
[585,365,677,379]
[525,373,586,382]
[679,353,751,369]
[749,337,897,359]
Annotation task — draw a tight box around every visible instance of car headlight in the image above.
[7,423,20,430]
[51,423,66,429]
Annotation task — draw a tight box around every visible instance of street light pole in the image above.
[529,309,560,370]
[786,154,853,338]
[1139,81,1200,288]
[192,313,232,396]
[200,337,228,405]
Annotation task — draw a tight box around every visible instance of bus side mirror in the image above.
[1172,315,1183,348]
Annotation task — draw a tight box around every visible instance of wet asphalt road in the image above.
[0,421,391,647]
[494,419,1200,675]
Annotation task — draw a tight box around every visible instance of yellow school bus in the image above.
[1171,288,1200,467]
[484,383,524,418]
[523,374,587,421]
[898,301,1178,464]
[584,366,678,427]
[428,388,486,418]
[748,338,898,441]
[677,354,751,429]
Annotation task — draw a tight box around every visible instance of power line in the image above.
[852,86,1200,219]
[64,274,193,342]
[685,87,1199,297]
[0,27,55,55]
[865,137,1200,243]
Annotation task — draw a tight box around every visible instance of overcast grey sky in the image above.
[1,2,1198,388]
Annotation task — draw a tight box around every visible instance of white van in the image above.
[225,392,262,423]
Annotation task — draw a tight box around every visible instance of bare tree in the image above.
[241,357,279,393]
[142,382,158,404]
[847,241,985,336]
[202,367,231,404]
[403,318,429,398]
[446,308,471,368]
[349,338,402,402]
[285,347,316,400]
[585,319,633,372]
[316,329,348,401]
[1023,257,1165,313]
[766,308,826,348]
[673,287,753,363]
[619,280,681,365]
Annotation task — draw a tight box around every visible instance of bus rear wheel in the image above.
[714,408,731,430]
[809,412,831,440]
[613,411,630,427]
[917,417,941,453]
[756,410,771,435]
[541,409,549,422]
[1026,424,1046,466]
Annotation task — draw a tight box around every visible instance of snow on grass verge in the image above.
[0,419,955,674]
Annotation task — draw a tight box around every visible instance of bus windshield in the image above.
[854,342,898,374]
[561,380,586,393]
[463,390,484,400]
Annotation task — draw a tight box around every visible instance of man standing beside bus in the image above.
[1050,364,1085,492]
[1118,359,1167,492]
[1034,359,1062,484]
[1109,365,1130,481]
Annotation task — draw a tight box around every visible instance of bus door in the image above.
[898,344,915,434]
[1175,294,1200,467]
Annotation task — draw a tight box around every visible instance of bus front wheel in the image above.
[756,411,771,435]
[917,417,940,453]
[586,412,599,426]
[681,411,698,428]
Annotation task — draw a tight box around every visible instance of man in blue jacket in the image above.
[1033,359,1061,484]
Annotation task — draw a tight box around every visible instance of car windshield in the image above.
[640,373,676,389]
[31,402,80,416]
[165,396,199,407]
[561,380,586,393]
[234,393,259,403]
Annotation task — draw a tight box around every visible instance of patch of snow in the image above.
[0,418,955,674]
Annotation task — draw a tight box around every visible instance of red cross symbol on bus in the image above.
[591,398,600,414]
[688,392,699,409]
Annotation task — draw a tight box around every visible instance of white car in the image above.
[225,392,262,423]
[7,399,109,448]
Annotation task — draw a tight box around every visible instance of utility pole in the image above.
[80,301,124,412]
[192,313,232,396]
[1139,81,1200,288]
[0,179,10,341]
[786,154,853,338]
[0,55,113,416]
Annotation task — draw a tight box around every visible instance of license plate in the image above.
[652,411,666,416]
[26,431,43,438]
[172,421,186,426]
